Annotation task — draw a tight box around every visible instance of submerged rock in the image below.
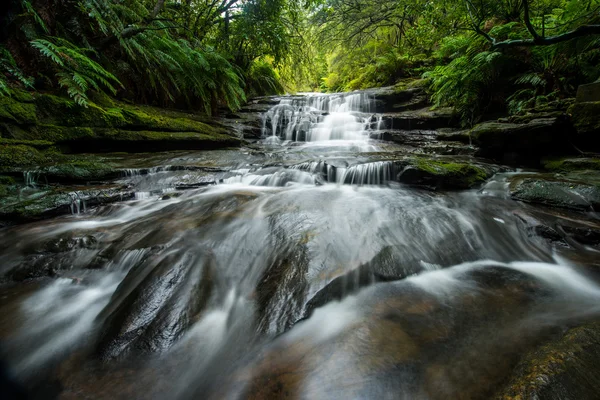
[495,321,600,400]
[96,248,214,360]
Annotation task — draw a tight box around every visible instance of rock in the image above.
[0,186,136,223]
[495,321,600,400]
[398,158,491,189]
[436,129,471,144]
[510,178,600,211]
[576,80,600,103]
[568,101,600,150]
[471,117,574,163]
[367,81,429,113]
[380,107,458,131]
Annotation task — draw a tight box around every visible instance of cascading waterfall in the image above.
[262,92,379,142]
[2,90,600,400]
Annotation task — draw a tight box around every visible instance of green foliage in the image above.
[246,59,284,97]
[425,38,514,126]
[0,46,34,96]
[31,38,122,106]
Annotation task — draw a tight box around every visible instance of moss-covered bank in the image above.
[0,90,241,153]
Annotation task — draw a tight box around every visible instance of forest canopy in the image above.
[1,0,599,124]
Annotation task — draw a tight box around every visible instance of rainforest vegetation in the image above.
[0,0,599,125]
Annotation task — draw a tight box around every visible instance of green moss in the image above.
[0,144,47,169]
[542,157,600,172]
[35,94,127,128]
[35,125,96,142]
[568,101,600,134]
[0,138,55,148]
[9,89,35,103]
[0,95,38,125]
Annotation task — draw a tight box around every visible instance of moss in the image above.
[0,95,38,125]
[415,158,488,187]
[34,125,97,142]
[0,144,47,169]
[568,101,600,134]
[542,157,600,172]
[35,94,127,128]
[0,138,55,149]
[119,106,225,135]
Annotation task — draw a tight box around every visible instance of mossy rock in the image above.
[398,158,490,189]
[0,95,38,125]
[40,160,118,183]
[0,144,50,170]
[495,321,600,400]
[542,157,600,172]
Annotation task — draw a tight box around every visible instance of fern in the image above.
[0,46,34,96]
[31,37,122,106]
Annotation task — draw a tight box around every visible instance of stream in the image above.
[1,92,600,399]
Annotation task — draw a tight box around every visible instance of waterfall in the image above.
[262,92,379,142]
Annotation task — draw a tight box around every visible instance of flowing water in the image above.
[1,92,600,399]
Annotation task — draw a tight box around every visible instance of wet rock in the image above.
[5,234,100,281]
[495,321,600,400]
[0,187,135,223]
[510,178,600,211]
[470,117,574,163]
[96,249,214,360]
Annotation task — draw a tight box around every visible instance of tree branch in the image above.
[492,24,600,49]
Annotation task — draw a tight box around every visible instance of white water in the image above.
[263,92,380,142]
